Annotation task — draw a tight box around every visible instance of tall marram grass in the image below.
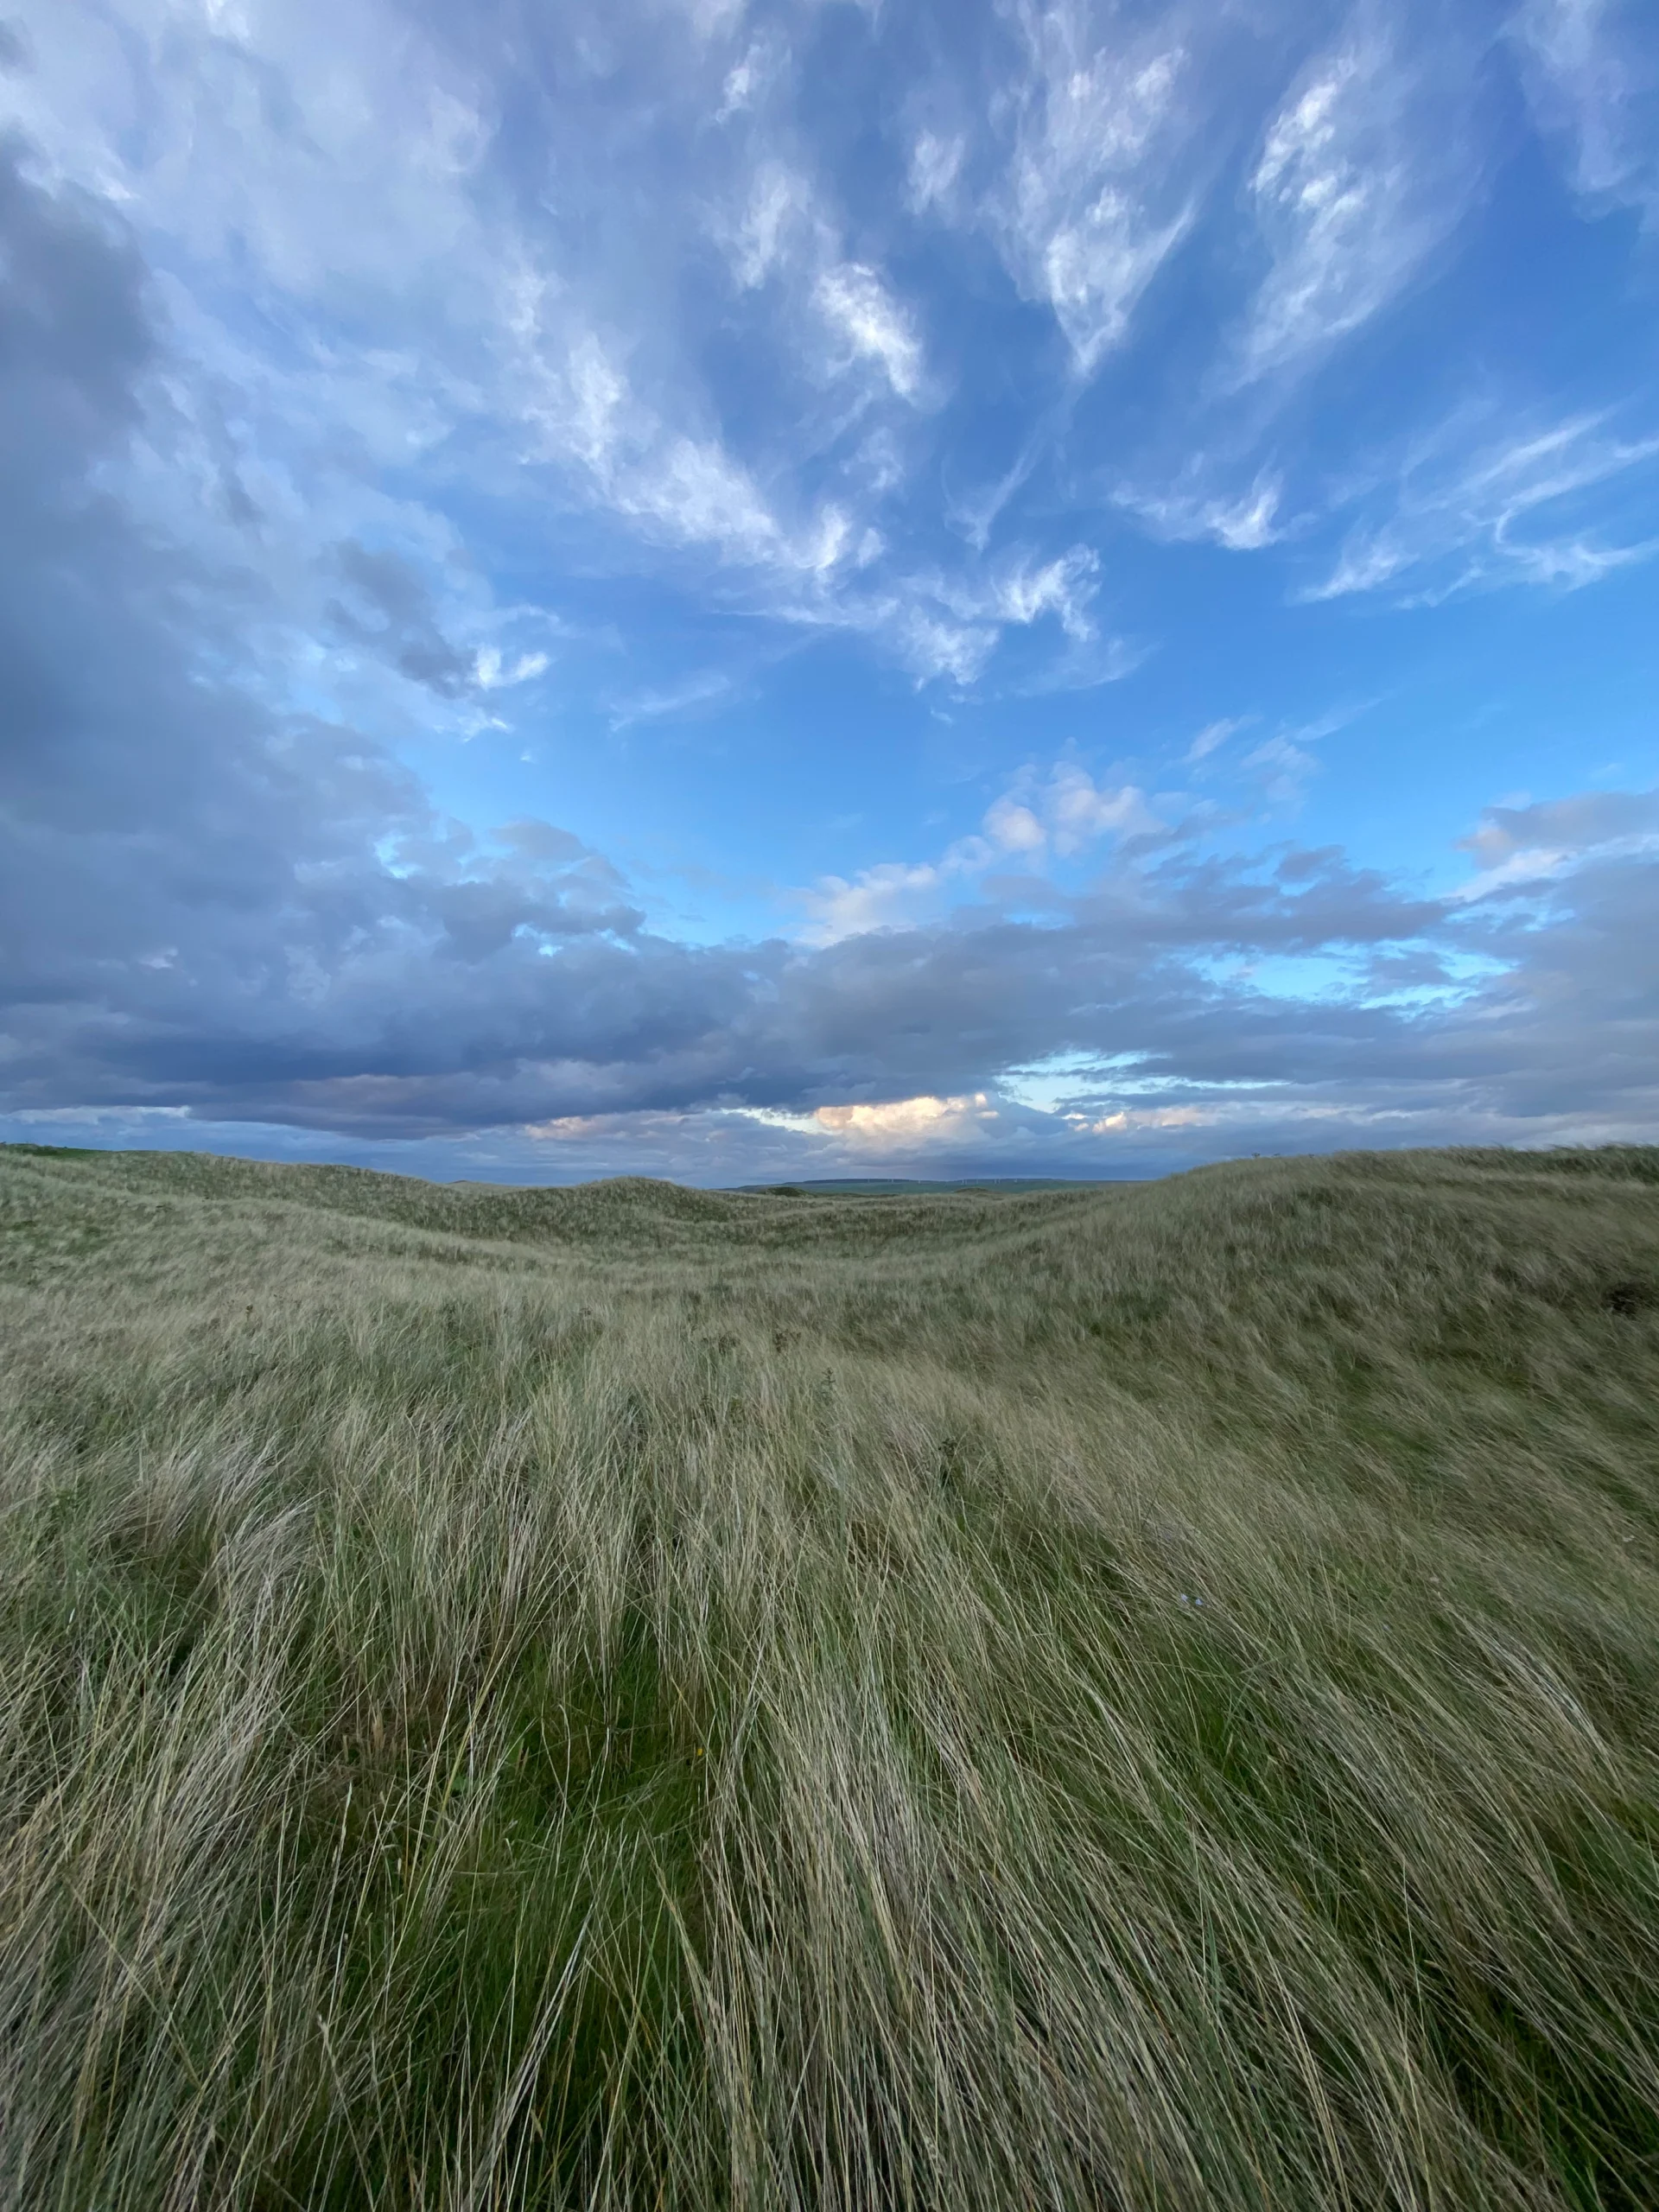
[2,1142,1657,2209]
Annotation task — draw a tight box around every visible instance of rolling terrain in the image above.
[2,1141,1656,2209]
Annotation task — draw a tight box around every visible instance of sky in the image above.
[0,0,1656,1185]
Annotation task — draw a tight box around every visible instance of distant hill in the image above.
[731,1174,1133,1194]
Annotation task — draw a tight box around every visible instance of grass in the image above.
[1,1140,1657,2209]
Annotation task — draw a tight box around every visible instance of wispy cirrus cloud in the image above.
[1115,467,1287,552]
[6,0,1649,732]
[719,156,929,410]
[1185,716,1254,765]
[986,1,1203,372]
[1513,0,1659,225]
[1304,404,1659,601]
[518,326,844,578]
[814,263,928,402]
[0,0,1096,713]
[1231,10,1479,385]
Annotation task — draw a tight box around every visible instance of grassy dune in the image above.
[2,1142,1657,2210]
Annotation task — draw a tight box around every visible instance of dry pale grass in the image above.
[1,1141,1656,2209]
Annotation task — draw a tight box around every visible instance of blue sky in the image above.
[0,0,1656,1182]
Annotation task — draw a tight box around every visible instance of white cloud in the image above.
[607,668,736,728]
[1186,715,1250,763]
[723,167,929,425]
[474,649,550,690]
[985,546,1098,637]
[717,35,782,121]
[626,433,785,556]
[555,330,631,472]
[1085,1104,1213,1134]
[518,325,860,579]
[1044,763,1155,854]
[1231,704,1365,804]
[1117,468,1287,551]
[890,544,1105,684]
[4,3,947,671]
[802,760,1159,943]
[1242,733,1320,806]
[730,162,817,288]
[985,796,1047,854]
[1204,478,1286,552]
[990,7,1198,372]
[678,0,748,37]
[0,0,499,300]
[983,760,1158,863]
[10,0,1652,871]
[1305,407,1659,601]
[908,130,965,213]
[1234,19,1475,382]
[888,607,999,686]
[815,263,926,400]
[799,861,947,944]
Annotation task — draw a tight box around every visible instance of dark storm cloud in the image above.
[0,146,641,1130]
[1,143,1655,1162]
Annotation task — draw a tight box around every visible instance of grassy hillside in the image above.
[2,1141,1657,2210]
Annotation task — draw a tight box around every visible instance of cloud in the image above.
[1186,716,1251,764]
[329,539,480,697]
[983,796,1047,855]
[810,1092,995,1142]
[1450,787,1659,899]
[983,546,1098,637]
[801,761,1161,943]
[1116,468,1287,551]
[721,164,929,422]
[1043,764,1158,854]
[1304,405,1659,601]
[0,0,1104,709]
[1084,1104,1213,1134]
[10,0,1644,747]
[877,543,1114,689]
[729,161,818,289]
[0,142,645,1135]
[1241,734,1321,807]
[829,541,1122,691]
[608,667,738,729]
[798,861,950,945]
[1513,0,1659,224]
[815,263,926,400]
[521,328,811,572]
[1233,14,1478,382]
[887,607,998,687]
[717,35,784,123]
[988,3,1200,372]
[907,129,964,213]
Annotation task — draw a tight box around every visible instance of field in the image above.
[2,1141,1657,2210]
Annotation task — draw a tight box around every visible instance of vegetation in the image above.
[2,1140,1657,2210]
